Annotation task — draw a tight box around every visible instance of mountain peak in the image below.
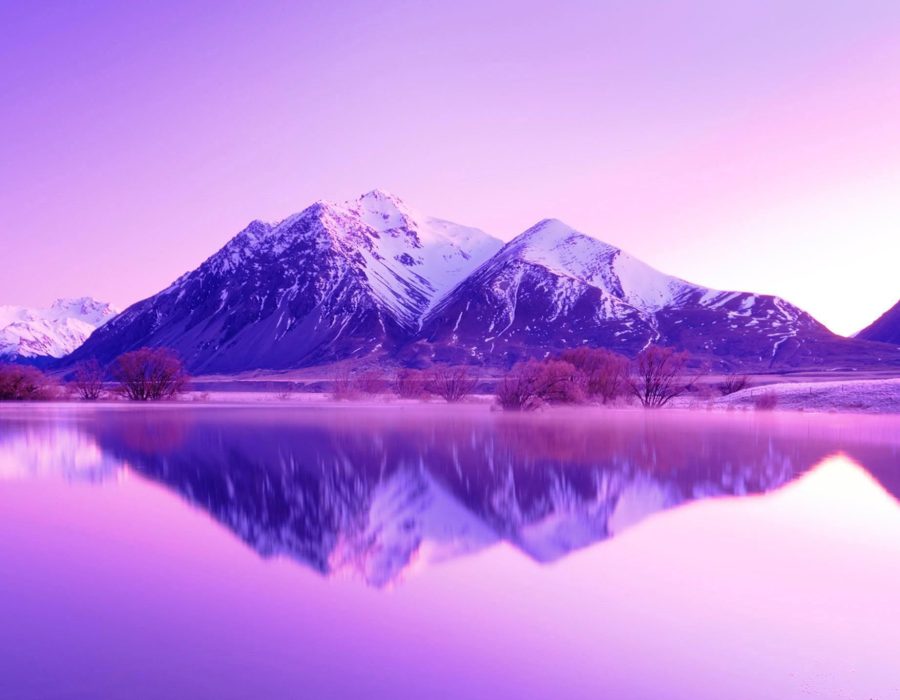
[0,297,117,360]
[500,218,621,283]
[347,189,417,232]
[511,218,617,254]
[359,188,406,205]
[51,296,112,311]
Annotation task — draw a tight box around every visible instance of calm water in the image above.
[1,404,899,700]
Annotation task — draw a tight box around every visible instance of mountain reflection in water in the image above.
[1,405,898,587]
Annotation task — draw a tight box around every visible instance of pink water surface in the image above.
[1,406,899,699]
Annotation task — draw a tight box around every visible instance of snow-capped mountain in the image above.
[66,190,501,372]
[857,300,900,345]
[418,218,892,368]
[62,192,900,372]
[0,297,117,361]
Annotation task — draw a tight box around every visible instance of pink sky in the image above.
[1,1,898,335]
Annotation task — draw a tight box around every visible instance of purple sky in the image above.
[2,1,898,335]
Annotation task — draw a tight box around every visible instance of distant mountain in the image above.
[66,191,501,373]
[0,297,117,363]
[857,300,900,345]
[63,191,900,373]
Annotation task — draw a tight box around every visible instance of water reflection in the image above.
[1,406,898,587]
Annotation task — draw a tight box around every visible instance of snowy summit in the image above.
[0,297,118,360]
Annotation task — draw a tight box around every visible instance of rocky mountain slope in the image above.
[66,191,501,372]
[0,297,117,362]
[857,300,900,345]
[418,219,897,369]
[62,192,900,372]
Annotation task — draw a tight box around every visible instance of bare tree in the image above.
[330,369,357,400]
[560,347,629,403]
[496,360,583,411]
[355,369,388,395]
[274,383,295,400]
[111,348,188,401]
[628,346,692,408]
[0,364,58,401]
[426,366,477,402]
[720,372,750,396]
[72,359,104,400]
[394,368,429,399]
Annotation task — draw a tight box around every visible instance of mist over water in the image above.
[1,405,899,699]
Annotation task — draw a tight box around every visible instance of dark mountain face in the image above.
[857,300,900,345]
[61,194,900,373]
[67,211,396,372]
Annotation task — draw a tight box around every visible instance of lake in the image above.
[1,403,899,699]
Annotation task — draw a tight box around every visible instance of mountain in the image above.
[66,190,501,373]
[856,300,900,345]
[0,297,117,363]
[418,219,898,369]
[63,192,900,373]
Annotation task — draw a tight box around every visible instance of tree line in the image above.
[1,344,755,408]
[0,348,187,401]
[327,345,749,409]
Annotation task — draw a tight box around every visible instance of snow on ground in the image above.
[158,379,900,415]
[705,378,900,414]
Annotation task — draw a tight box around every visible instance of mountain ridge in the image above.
[60,191,900,373]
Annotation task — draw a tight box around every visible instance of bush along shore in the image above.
[0,347,188,402]
[2,345,898,414]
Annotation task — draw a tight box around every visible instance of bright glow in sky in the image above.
[1,1,898,335]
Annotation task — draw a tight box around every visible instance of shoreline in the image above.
[2,381,899,417]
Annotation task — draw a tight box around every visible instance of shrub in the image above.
[330,370,358,400]
[355,369,388,395]
[753,390,778,411]
[72,359,105,400]
[496,362,545,412]
[496,360,584,411]
[720,373,750,396]
[111,348,188,401]
[0,364,58,401]
[560,347,628,402]
[394,368,429,399]
[274,384,294,400]
[628,346,692,408]
[426,366,477,402]
[533,360,584,404]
